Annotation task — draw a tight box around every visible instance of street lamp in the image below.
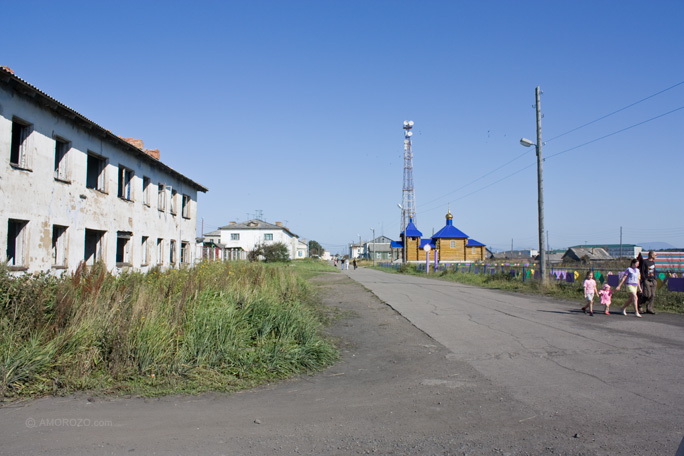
[519,86,547,286]
[370,227,375,267]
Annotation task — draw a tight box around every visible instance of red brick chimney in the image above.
[120,137,160,159]
[121,137,144,149]
[275,222,283,227]
[144,148,160,160]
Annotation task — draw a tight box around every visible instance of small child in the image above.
[582,271,599,316]
[598,283,613,315]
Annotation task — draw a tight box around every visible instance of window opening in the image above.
[181,241,189,264]
[142,177,151,207]
[10,118,32,169]
[54,137,70,181]
[156,238,164,265]
[141,236,149,265]
[86,153,107,191]
[169,240,177,264]
[84,229,105,265]
[158,184,166,212]
[7,219,28,267]
[182,194,190,218]
[118,166,134,201]
[116,231,132,265]
[170,188,178,215]
[52,225,68,267]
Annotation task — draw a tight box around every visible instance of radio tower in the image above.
[400,120,415,263]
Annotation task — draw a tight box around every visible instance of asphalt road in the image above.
[1,268,683,455]
[347,267,684,454]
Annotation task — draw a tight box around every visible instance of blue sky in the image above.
[4,0,683,254]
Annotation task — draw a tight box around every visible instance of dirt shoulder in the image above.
[0,272,647,455]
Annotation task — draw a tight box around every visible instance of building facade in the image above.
[1,67,207,275]
[202,219,307,260]
[397,210,486,263]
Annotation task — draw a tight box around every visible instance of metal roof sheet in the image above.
[0,67,207,192]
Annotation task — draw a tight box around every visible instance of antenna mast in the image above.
[401,120,416,263]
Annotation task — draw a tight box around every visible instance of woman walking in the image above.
[616,259,642,318]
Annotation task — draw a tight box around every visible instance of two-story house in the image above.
[202,219,306,260]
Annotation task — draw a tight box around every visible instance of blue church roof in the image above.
[467,238,485,247]
[403,218,422,237]
[432,218,468,239]
[420,239,436,249]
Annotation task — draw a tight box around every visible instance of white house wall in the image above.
[1,83,202,275]
[219,229,299,259]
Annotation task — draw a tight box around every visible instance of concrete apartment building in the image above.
[1,67,207,274]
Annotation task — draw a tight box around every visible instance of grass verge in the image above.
[0,260,338,399]
[372,263,684,314]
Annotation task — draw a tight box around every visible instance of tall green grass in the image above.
[0,261,337,398]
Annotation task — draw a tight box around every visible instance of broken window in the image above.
[84,229,105,265]
[52,225,68,267]
[182,194,190,218]
[170,188,178,215]
[86,153,107,192]
[141,236,149,265]
[117,166,134,201]
[142,177,151,207]
[156,238,164,265]
[116,231,132,265]
[158,184,166,212]
[10,117,33,170]
[169,240,177,264]
[180,241,189,264]
[54,137,70,181]
[7,219,29,267]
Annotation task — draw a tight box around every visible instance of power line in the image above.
[545,106,684,161]
[420,149,532,211]
[545,80,684,143]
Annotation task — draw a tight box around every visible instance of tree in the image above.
[308,240,324,257]
[248,242,291,263]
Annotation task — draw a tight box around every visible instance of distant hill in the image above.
[638,241,679,251]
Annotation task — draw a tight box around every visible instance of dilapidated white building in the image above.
[1,67,207,274]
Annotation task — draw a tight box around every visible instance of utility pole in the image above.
[535,86,547,286]
[370,227,376,267]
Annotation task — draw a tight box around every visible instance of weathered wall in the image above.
[0,85,201,275]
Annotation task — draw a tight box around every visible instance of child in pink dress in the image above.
[582,271,599,316]
[598,284,613,315]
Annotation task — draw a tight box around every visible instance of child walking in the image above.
[582,271,599,316]
[598,284,613,315]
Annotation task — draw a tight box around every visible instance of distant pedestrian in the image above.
[353,259,357,270]
[345,258,349,270]
[640,251,658,314]
[581,271,599,316]
[617,259,642,317]
[598,284,613,315]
